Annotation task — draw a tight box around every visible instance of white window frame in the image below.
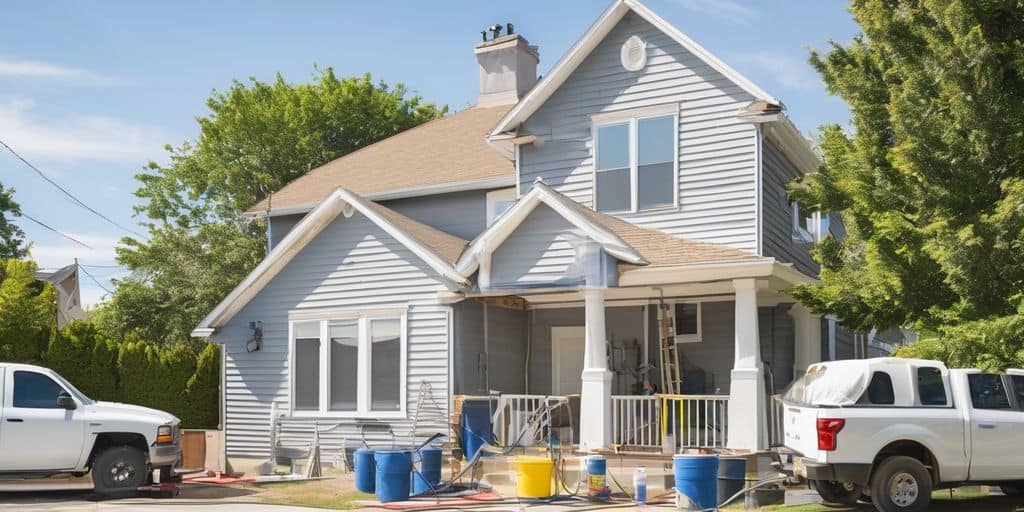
[671,300,703,344]
[486,188,517,226]
[591,104,680,214]
[287,309,408,419]
[792,202,832,244]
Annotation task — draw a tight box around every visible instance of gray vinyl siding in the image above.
[761,137,817,276]
[266,190,490,252]
[214,211,452,459]
[518,13,759,252]
[269,214,305,250]
[452,300,528,395]
[382,189,490,241]
[490,204,605,289]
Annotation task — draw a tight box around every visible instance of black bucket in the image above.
[717,456,747,506]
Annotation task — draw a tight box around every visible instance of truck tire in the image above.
[869,456,932,512]
[92,446,147,495]
[811,479,863,506]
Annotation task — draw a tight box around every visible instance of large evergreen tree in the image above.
[791,0,1024,369]
[100,69,445,344]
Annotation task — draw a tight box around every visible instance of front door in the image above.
[0,369,86,470]
[551,326,585,395]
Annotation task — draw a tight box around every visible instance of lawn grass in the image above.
[251,478,374,510]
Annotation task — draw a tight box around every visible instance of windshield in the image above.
[51,372,93,405]
[783,363,871,407]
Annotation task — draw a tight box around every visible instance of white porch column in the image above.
[728,278,767,451]
[789,304,822,380]
[579,287,612,451]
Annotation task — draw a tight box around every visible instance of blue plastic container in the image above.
[411,446,443,495]
[460,399,494,461]
[718,457,747,506]
[374,450,412,503]
[353,449,375,494]
[586,455,610,499]
[673,454,719,510]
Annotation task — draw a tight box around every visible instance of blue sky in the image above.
[0,0,858,306]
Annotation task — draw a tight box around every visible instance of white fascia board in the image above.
[455,181,646,277]
[194,187,467,335]
[246,175,517,219]
[193,191,349,335]
[766,117,821,176]
[617,259,776,287]
[490,0,779,137]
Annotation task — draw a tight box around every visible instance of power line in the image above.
[78,263,114,296]
[79,263,124,269]
[18,213,92,249]
[0,138,148,239]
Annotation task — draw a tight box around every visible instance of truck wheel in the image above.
[870,456,932,512]
[92,446,147,495]
[811,479,863,506]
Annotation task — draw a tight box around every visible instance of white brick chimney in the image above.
[475,25,539,107]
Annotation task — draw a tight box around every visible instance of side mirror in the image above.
[57,392,77,410]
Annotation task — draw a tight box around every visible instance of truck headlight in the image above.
[156,425,174,445]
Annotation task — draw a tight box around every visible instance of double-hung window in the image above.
[290,311,406,417]
[593,106,678,213]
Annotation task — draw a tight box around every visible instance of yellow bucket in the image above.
[513,456,554,498]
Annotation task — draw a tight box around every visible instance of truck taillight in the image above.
[817,418,845,451]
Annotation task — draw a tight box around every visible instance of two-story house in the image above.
[193,0,847,472]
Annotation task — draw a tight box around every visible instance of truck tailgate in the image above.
[783,402,820,460]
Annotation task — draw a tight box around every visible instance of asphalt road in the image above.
[0,481,320,511]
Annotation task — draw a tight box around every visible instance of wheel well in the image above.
[873,440,939,485]
[87,433,148,468]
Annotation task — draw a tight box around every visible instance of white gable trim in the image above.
[455,179,647,278]
[192,187,467,337]
[490,0,780,138]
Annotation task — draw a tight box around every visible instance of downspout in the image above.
[525,307,532,393]
[754,124,764,256]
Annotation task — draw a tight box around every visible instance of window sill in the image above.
[287,410,407,420]
[595,204,679,215]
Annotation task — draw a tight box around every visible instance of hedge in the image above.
[43,321,220,429]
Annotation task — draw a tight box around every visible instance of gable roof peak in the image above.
[490,0,780,137]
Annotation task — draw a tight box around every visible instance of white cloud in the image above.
[673,0,758,24]
[0,55,126,85]
[730,51,822,91]
[0,98,168,165]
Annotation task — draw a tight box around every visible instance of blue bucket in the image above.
[460,399,494,461]
[674,454,719,510]
[354,449,375,494]
[586,455,610,499]
[718,457,746,506]
[374,450,412,503]
[411,446,443,495]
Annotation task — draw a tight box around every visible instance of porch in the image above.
[452,276,820,453]
[469,392,787,454]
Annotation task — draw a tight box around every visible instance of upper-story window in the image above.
[593,107,678,213]
[792,202,831,244]
[486,188,516,226]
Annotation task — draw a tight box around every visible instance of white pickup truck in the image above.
[0,363,181,495]
[781,357,1024,511]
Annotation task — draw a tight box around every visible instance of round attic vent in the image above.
[620,35,647,71]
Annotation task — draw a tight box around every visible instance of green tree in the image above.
[790,0,1024,368]
[0,183,27,259]
[103,69,445,345]
[0,259,56,361]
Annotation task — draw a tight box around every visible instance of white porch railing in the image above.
[768,394,785,447]
[491,394,568,447]
[612,394,729,450]
[611,395,659,447]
